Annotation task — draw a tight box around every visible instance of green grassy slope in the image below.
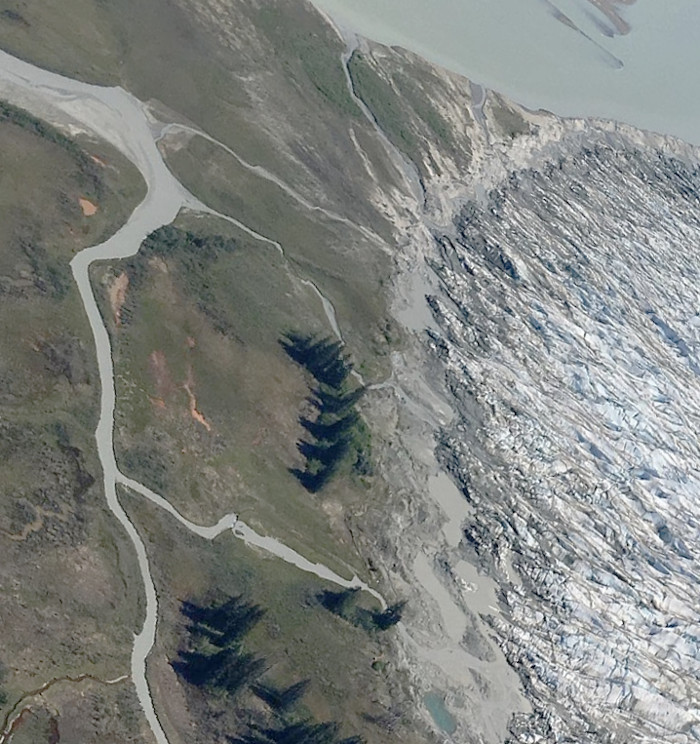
[92,219,379,578]
[123,486,424,744]
[347,46,473,181]
[89,214,423,742]
[0,0,408,382]
[0,0,399,228]
[163,135,399,379]
[0,105,149,738]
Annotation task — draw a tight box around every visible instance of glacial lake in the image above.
[423,691,458,735]
[311,0,700,147]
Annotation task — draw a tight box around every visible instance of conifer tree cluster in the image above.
[229,720,363,744]
[173,595,267,696]
[282,333,371,492]
[318,588,406,632]
[173,595,365,743]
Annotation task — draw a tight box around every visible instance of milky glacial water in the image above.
[311,0,700,146]
[423,691,458,735]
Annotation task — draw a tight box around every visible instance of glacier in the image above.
[425,130,700,742]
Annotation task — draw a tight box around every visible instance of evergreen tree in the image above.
[371,601,406,630]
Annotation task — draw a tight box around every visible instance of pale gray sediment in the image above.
[469,81,487,133]
[300,278,344,342]
[312,23,534,740]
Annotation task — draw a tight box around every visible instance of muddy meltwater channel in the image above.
[0,49,383,744]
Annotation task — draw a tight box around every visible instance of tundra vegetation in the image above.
[347,47,472,179]
[124,485,424,744]
[97,221,378,577]
[0,99,148,738]
[0,0,467,741]
[173,594,366,743]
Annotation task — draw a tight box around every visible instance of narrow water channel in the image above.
[0,47,381,744]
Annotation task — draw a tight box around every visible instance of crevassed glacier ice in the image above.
[429,132,700,742]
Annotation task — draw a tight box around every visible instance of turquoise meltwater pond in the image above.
[423,691,458,735]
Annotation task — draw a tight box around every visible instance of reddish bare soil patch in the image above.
[147,344,211,429]
[108,271,129,327]
[183,365,211,431]
[78,197,97,216]
[148,350,176,400]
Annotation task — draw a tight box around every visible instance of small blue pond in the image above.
[423,691,457,735]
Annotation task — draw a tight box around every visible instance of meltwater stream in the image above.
[0,49,382,744]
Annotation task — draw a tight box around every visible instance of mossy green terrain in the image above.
[0,103,149,739]
[122,486,424,744]
[0,0,400,230]
[347,46,472,180]
[0,2,481,741]
[248,4,361,120]
[162,134,399,379]
[93,220,389,581]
